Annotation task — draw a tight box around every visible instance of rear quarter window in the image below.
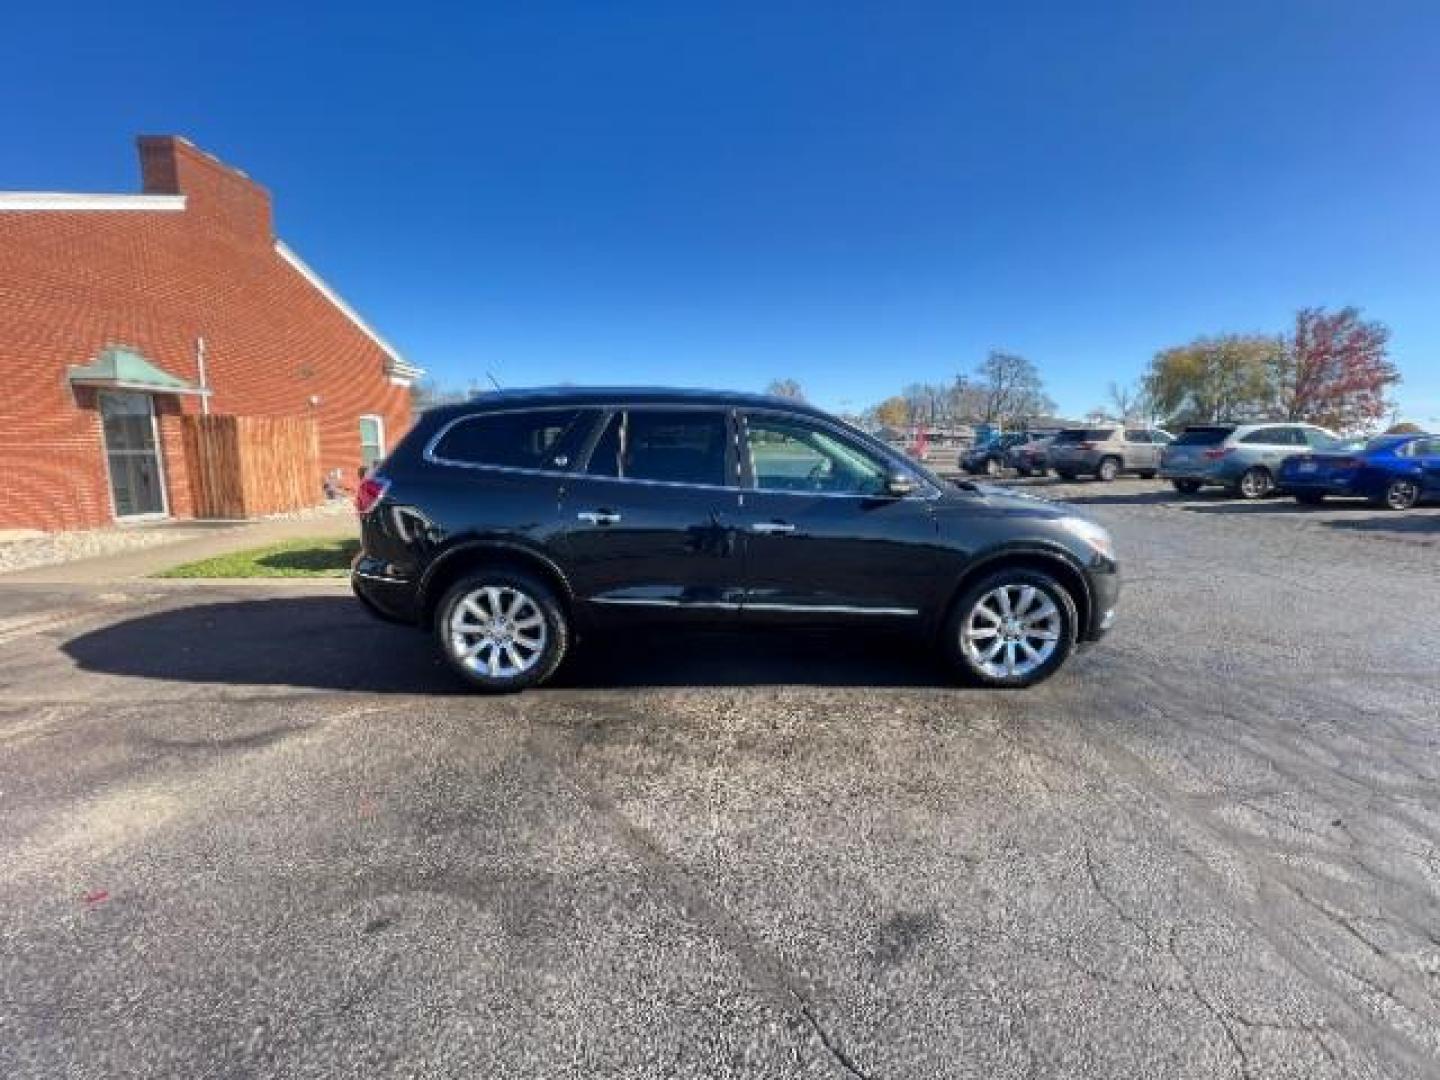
[430,408,592,469]
[1174,426,1236,446]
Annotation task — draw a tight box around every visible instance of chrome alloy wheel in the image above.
[448,586,548,679]
[1386,479,1420,510]
[961,583,1062,680]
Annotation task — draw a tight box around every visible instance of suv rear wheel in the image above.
[1172,479,1202,495]
[943,569,1078,688]
[435,570,569,692]
[1097,456,1121,482]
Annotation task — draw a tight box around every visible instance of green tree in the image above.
[1143,335,1281,427]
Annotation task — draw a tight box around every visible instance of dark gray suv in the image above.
[352,387,1121,692]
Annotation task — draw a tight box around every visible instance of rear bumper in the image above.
[351,554,421,624]
[1159,461,1235,484]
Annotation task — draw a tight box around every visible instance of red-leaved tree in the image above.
[1278,307,1399,432]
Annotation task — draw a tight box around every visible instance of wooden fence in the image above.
[180,414,321,519]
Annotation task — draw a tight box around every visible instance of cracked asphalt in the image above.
[1,480,1437,1079]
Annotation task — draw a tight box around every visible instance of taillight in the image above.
[1202,448,1234,461]
[355,475,391,515]
[1078,442,1096,450]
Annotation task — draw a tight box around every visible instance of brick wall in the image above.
[0,136,414,531]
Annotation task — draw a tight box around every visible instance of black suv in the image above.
[352,388,1119,691]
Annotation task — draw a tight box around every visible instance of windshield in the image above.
[1174,426,1235,446]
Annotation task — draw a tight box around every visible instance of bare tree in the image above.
[976,351,1055,426]
[765,378,806,402]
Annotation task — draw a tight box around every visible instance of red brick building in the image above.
[0,136,421,531]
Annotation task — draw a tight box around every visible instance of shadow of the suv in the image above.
[63,597,951,693]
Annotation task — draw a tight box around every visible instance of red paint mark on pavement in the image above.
[83,889,110,906]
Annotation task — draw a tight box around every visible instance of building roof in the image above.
[273,240,423,383]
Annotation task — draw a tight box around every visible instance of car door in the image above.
[1238,426,1292,471]
[1123,429,1155,472]
[1417,438,1440,497]
[555,406,744,622]
[736,409,941,622]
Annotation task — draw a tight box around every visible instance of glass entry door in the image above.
[100,391,168,519]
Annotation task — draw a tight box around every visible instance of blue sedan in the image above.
[1280,433,1440,510]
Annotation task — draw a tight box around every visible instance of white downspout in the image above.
[196,336,210,414]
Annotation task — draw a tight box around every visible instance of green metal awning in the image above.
[68,346,210,396]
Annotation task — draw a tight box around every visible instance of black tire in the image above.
[1172,480,1202,494]
[434,569,569,692]
[1139,471,1157,480]
[1056,469,1077,481]
[941,568,1079,689]
[1097,457,1121,483]
[1237,467,1273,500]
[1294,491,1326,506]
[1016,466,1032,478]
[1376,478,1420,511]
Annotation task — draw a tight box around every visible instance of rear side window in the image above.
[1241,426,1304,446]
[431,408,591,469]
[1054,428,1114,443]
[1124,429,1151,443]
[1174,426,1235,446]
[585,410,730,487]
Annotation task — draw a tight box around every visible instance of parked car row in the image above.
[962,421,1438,510]
[1160,423,1439,509]
[965,427,1173,482]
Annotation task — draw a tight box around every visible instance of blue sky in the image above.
[4,1,1438,423]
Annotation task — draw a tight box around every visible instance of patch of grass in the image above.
[156,536,361,579]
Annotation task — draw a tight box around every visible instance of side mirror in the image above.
[885,472,917,498]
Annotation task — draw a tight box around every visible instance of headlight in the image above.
[1058,516,1115,560]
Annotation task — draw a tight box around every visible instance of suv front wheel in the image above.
[943,569,1078,688]
[435,570,569,692]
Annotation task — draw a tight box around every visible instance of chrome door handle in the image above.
[751,521,796,535]
[577,510,622,525]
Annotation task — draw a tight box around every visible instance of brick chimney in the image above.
[137,135,273,246]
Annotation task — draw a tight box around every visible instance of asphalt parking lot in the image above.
[1,480,1437,1079]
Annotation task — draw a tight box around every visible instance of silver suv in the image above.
[1049,427,1173,482]
[1160,422,1340,499]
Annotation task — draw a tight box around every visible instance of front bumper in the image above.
[1084,564,1120,642]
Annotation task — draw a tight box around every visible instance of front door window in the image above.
[745,415,890,495]
[100,391,167,519]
